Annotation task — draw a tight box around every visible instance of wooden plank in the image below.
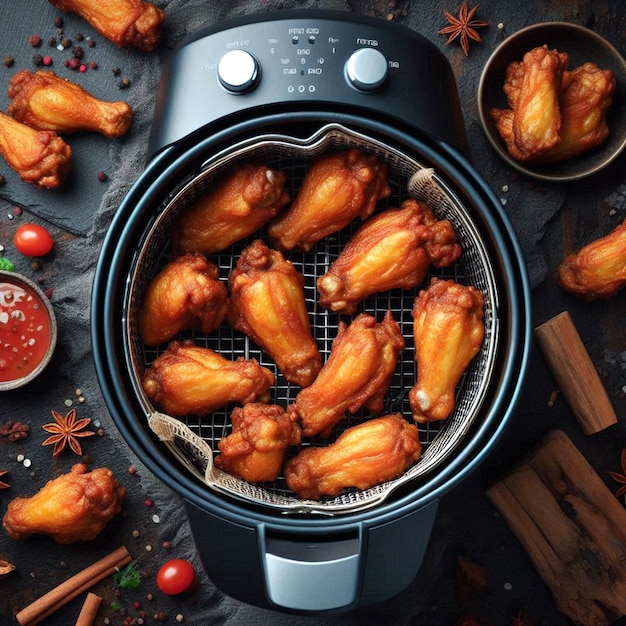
[487,430,626,626]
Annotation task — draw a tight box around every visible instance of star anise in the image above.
[42,408,95,457]
[439,1,488,57]
[0,469,9,489]
[608,447,626,498]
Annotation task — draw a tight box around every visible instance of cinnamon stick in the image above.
[75,593,102,626]
[15,545,131,626]
[534,311,617,434]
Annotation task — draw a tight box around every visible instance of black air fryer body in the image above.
[92,10,531,614]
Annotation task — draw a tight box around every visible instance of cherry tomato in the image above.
[156,558,197,595]
[14,223,54,257]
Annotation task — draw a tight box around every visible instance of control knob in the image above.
[218,49,259,93]
[345,48,388,92]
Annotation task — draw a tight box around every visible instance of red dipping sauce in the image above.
[0,277,53,384]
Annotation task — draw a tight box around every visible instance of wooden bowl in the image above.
[478,22,626,182]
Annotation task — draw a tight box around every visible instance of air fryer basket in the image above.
[124,124,500,514]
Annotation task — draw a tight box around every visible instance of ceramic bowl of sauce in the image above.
[0,270,57,391]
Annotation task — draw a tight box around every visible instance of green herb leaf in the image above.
[0,257,15,271]
[113,560,142,589]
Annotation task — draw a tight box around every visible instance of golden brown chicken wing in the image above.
[49,0,164,51]
[288,311,404,438]
[173,164,290,255]
[138,254,228,347]
[3,464,125,544]
[409,278,485,423]
[284,414,421,500]
[268,149,391,252]
[0,110,71,188]
[317,199,462,314]
[142,340,274,416]
[512,45,568,156]
[227,240,322,387]
[8,71,132,138]
[215,403,301,483]
[535,62,615,163]
[557,220,626,300]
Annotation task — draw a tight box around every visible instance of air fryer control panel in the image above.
[149,10,465,157]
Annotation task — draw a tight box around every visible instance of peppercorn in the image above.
[118,76,131,89]
[79,64,87,73]
[90,61,98,70]
[72,46,83,59]
[43,56,53,67]
[3,55,14,67]
[54,16,63,28]
[97,171,107,182]
[69,57,80,70]
[86,37,95,48]
[32,54,44,66]
[61,37,72,48]
[48,37,57,47]
[112,67,121,76]
[75,33,84,41]
[29,34,42,47]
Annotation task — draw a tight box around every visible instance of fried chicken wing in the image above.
[142,340,274,416]
[268,149,391,252]
[215,403,301,483]
[49,0,164,51]
[227,240,322,387]
[3,464,125,544]
[138,254,228,347]
[317,199,462,314]
[8,70,132,138]
[409,278,485,423]
[536,62,615,163]
[288,311,404,438]
[173,164,290,255]
[284,414,421,500]
[0,110,71,188]
[557,220,626,300]
[512,46,568,156]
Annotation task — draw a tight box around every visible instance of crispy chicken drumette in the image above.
[317,199,462,314]
[3,464,125,544]
[409,278,485,423]
[557,220,626,300]
[8,71,132,138]
[284,414,421,500]
[215,403,301,483]
[173,164,290,256]
[227,240,322,387]
[268,149,391,251]
[288,311,404,439]
[0,110,71,188]
[138,254,228,347]
[49,0,164,51]
[142,340,274,417]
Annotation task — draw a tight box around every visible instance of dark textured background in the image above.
[0,1,625,625]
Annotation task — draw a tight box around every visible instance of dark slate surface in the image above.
[0,1,625,625]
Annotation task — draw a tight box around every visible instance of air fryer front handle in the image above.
[184,498,439,613]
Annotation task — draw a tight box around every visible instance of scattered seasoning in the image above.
[90,61,98,70]
[161,541,171,550]
[0,421,30,442]
[61,37,72,48]
[438,1,488,57]
[72,46,84,59]
[79,64,87,73]
[176,615,184,623]
[118,76,131,89]
[29,34,42,48]
[86,37,95,48]
[504,582,513,590]
[41,408,96,456]
[97,171,108,182]
[68,57,80,70]
[0,469,10,489]
[152,515,160,524]
[3,55,14,67]
[144,498,153,508]
[32,54,44,66]
[608,448,626,498]
[43,56,53,66]
[128,465,137,474]
[76,33,84,42]
[54,16,63,28]
[132,529,140,538]
[112,67,121,76]
[48,37,57,47]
